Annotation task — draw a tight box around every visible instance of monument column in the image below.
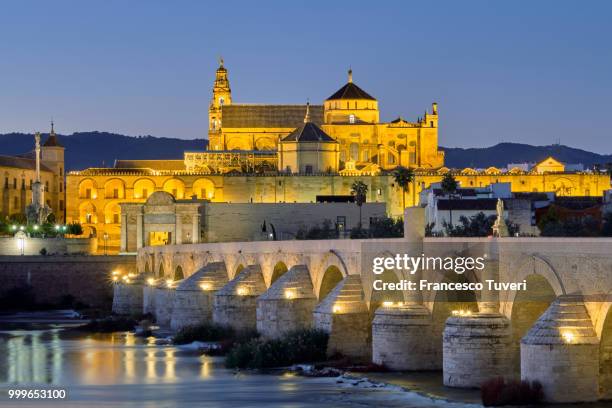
[120,213,128,252]
[192,213,200,243]
[136,209,144,250]
[175,214,182,245]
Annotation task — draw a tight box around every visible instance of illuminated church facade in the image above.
[65,61,610,252]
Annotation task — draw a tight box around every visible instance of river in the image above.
[0,312,481,408]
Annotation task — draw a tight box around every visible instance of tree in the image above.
[440,173,459,227]
[351,180,368,227]
[392,166,415,212]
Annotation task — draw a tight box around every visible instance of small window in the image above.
[13,178,17,188]
[349,114,355,124]
[113,188,119,198]
[430,121,434,127]
[85,188,91,199]
[142,188,148,198]
[113,213,120,224]
[59,167,63,176]
[336,216,346,232]
[21,179,25,190]
[45,181,49,191]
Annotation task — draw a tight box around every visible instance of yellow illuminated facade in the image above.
[65,61,610,252]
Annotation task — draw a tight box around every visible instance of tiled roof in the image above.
[281,122,337,143]
[221,104,323,128]
[114,159,186,171]
[326,82,376,101]
[43,134,62,147]
[0,155,53,172]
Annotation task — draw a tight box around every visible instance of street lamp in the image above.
[103,232,109,255]
[15,231,26,256]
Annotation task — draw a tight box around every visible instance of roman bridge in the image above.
[113,236,612,403]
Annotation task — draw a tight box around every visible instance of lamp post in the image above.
[15,231,26,256]
[103,232,109,255]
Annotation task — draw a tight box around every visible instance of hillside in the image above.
[0,132,609,171]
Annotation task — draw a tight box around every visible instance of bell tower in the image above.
[208,58,232,150]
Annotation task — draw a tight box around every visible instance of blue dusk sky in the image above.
[0,0,610,153]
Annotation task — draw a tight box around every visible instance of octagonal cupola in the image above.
[324,69,379,124]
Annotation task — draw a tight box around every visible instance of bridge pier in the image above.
[153,286,177,327]
[213,265,267,332]
[170,262,228,331]
[112,282,143,315]
[443,313,512,388]
[313,275,370,361]
[372,303,437,370]
[143,282,157,315]
[521,295,600,403]
[257,265,317,338]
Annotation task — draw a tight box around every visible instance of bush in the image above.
[225,328,329,369]
[481,377,543,406]
[67,222,83,236]
[173,323,235,345]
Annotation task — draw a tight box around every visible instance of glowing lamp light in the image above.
[236,286,248,296]
[11,225,17,231]
[166,279,174,288]
[284,289,296,300]
[111,270,120,276]
[147,278,155,286]
[562,331,574,344]
[55,225,60,231]
[128,273,137,279]
[332,305,342,314]
[122,275,129,282]
[382,301,394,307]
[200,283,212,291]
[112,276,119,282]
[33,225,39,231]
[19,226,24,231]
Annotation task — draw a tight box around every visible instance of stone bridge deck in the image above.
[113,236,612,403]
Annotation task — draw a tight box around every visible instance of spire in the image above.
[219,56,224,68]
[50,120,55,135]
[348,68,353,83]
[304,102,311,123]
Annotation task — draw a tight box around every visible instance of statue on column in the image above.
[26,132,52,225]
[492,198,509,237]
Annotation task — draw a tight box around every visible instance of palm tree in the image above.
[392,166,415,212]
[351,180,368,227]
[441,172,459,227]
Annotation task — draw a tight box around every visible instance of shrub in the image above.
[481,377,543,406]
[39,248,47,256]
[225,328,329,369]
[173,323,235,345]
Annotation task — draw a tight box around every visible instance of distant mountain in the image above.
[0,132,207,171]
[441,143,612,169]
[0,132,609,171]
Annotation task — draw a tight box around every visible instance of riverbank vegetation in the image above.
[481,377,543,406]
[225,329,328,369]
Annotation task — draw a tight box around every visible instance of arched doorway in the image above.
[270,262,288,285]
[158,263,165,279]
[318,265,343,301]
[174,265,184,281]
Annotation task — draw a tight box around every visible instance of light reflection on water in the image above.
[1,326,422,408]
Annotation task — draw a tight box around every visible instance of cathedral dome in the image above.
[326,69,376,101]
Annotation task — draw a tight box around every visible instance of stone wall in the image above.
[0,237,96,256]
[0,255,136,309]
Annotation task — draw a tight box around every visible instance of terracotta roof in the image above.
[281,122,337,143]
[114,159,186,171]
[326,82,376,101]
[221,104,323,128]
[0,155,53,172]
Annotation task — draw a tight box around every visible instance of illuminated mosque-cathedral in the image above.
[66,60,610,251]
